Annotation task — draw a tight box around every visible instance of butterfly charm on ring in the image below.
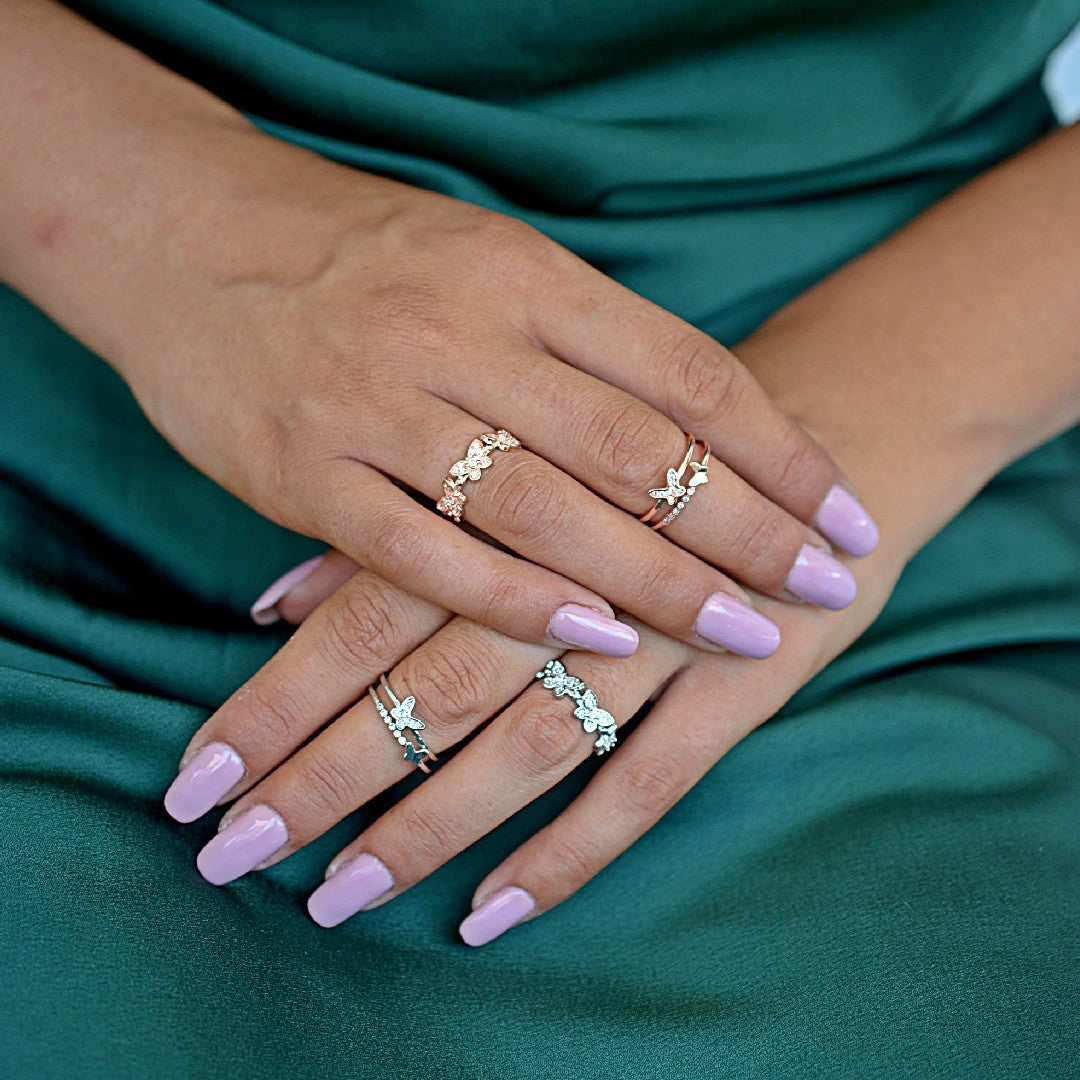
[648,467,687,505]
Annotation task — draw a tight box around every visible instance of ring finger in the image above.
[302,623,684,927]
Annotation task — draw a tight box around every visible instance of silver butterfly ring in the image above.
[369,674,440,773]
[534,659,618,756]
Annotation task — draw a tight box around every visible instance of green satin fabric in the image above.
[2,1,1079,1076]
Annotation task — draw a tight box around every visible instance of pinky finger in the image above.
[250,549,361,626]
[460,657,752,946]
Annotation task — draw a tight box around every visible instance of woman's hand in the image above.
[1,1,877,664]
[163,478,902,944]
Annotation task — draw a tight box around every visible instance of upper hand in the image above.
[110,122,875,657]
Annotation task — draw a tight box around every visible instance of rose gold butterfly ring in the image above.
[436,429,522,522]
[638,431,711,531]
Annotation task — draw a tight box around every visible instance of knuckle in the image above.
[364,506,433,584]
[515,700,585,773]
[770,428,826,503]
[462,213,544,284]
[634,551,689,609]
[726,502,789,577]
[293,751,361,819]
[481,456,565,550]
[587,394,673,496]
[619,753,686,817]
[242,681,309,747]
[412,641,491,731]
[361,279,457,353]
[393,802,460,863]
[656,330,741,428]
[323,576,405,673]
[542,827,598,885]
[475,566,532,633]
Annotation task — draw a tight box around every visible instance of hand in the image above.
[0,1,877,663]
[106,131,878,656]
[162,524,903,944]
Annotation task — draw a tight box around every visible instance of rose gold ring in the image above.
[435,429,521,522]
[638,432,710,531]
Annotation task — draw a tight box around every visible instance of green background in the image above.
[1,1,1078,1076]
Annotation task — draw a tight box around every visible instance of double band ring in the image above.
[535,660,618,756]
[369,675,440,773]
[436,429,521,522]
[638,432,710,531]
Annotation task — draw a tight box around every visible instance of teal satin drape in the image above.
[1,2,1078,1076]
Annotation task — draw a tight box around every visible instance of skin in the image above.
[0,0,868,660]
[3,1,1080,938]
[185,115,1080,937]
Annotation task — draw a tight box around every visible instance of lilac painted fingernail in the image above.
[196,805,288,886]
[459,886,536,947]
[694,593,781,658]
[785,543,857,610]
[250,555,325,625]
[164,742,245,824]
[813,485,879,557]
[548,604,638,658]
[307,854,395,928]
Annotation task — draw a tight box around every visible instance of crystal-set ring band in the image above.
[369,674,440,773]
[638,432,711,531]
[535,659,619,756]
[435,429,521,522]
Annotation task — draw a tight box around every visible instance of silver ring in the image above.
[369,674,440,773]
[534,660,618,756]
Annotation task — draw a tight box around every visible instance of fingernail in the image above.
[459,886,536,947]
[785,543,857,610]
[164,742,245,823]
[307,854,395,928]
[694,593,781,658]
[548,604,638,658]
[195,805,288,886]
[813,485,879,557]
[250,555,325,625]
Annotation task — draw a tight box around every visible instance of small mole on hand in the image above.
[34,213,68,249]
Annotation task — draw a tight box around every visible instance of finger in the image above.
[528,263,879,556]
[311,456,639,656]
[250,549,360,626]
[162,569,449,824]
[448,346,859,607]
[192,617,558,885]
[374,399,800,652]
[303,626,685,928]
[458,657,756,945]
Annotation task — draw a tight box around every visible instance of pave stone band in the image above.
[436,429,521,522]
[369,675,439,773]
[535,659,618,756]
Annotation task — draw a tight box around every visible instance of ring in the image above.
[535,659,618,756]
[638,432,710,531]
[369,674,440,773]
[436,429,521,522]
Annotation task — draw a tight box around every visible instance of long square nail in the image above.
[694,593,780,658]
[307,854,395,928]
[813,485,878,557]
[459,886,536,946]
[164,742,245,824]
[196,805,287,886]
[548,604,638,658]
